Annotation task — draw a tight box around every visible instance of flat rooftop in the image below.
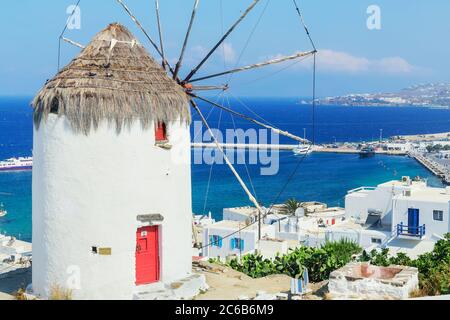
[394,186,450,203]
[348,179,450,203]
[308,207,345,218]
[378,179,427,189]
[224,204,292,216]
[207,219,272,232]
[223,206,258,216]
[327,219,391,232]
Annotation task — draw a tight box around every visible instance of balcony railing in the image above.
[396,222,426,238]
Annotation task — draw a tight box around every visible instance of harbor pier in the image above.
[191,143,406,155]
[409,152,450,185]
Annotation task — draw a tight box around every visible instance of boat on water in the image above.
[0,157,33,171]
[0,203,7,217]
[359,146,375,158]
[293,145,313,155]
[293,128,312,155]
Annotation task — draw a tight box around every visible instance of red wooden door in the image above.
[135,226,160,285]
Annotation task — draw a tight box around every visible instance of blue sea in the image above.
[0,96,449,241]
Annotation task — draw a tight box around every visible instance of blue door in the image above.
[408,208,419,235]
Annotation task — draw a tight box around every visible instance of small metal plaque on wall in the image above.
[137,214,164,223]
[98,248,112,255]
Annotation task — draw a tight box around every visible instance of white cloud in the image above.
[316,50,370,73]
[373,57,414,74]
[315,49,415,74]
[281,49,416,75]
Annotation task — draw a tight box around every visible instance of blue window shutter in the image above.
[209,235,214,246]
[240,239,245,250]
[218,237,223,248]
[231,239,235,249]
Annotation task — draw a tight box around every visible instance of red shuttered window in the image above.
[155,121,168,142]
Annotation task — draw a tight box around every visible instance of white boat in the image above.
[0,157,33,171]
[293,145,312,155]
[0,203,7,217]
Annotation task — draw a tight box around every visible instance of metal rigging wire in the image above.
[292,0,316,51]
[191,91,226,143]
[199,0,317,250]
[226,94,259,200]
[237,54,312,87]
[202,94,225,215]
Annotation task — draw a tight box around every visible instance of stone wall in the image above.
[328,262,418,300]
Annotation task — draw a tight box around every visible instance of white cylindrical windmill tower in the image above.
[32,23,193,299]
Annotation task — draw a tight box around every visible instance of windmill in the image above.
[60,0,317,241]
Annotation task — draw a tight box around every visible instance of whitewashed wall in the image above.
[202,227,258,259]
[345,184,408,226]
[222,208,254,223]
[202,224,276,259]
[392,197,450,237]
[32,115,192,300]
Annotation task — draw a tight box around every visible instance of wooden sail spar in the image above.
[173,0,200,80]
[190,93,310,144]
[62,37,85,49]
[188,50,316,83]
[183,0,262,83]
[155,0,167,70]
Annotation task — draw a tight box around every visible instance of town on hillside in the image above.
[316,83,450,107]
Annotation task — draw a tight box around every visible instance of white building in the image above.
[284,177,450,253]
[438,150,450,159]
[193,213,216,227]
[384,142,413,153]
[202,220,277,260]
[392,185,450,240]
[0,235,32,264]
[222,206,258,223]
[417,140,450,152]
[324,222,390,249]
[222,205,289,224]
[31,24,196,299]
[345,177,423,227]
[275,207,346,246]
[431,140,450,147]
[344,177,450,256]
[208,178,450,260]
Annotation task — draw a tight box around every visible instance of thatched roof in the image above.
[32,23,190,134]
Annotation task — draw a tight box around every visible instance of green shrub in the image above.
[419,265,450,296]
[226,239,362,282]
[360,233,450,296]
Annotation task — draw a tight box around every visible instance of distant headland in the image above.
[315,83,450,107]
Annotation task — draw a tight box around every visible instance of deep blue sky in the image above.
[1,0,449,97]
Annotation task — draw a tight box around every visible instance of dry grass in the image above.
[323,292,334,300]
[409,289,425,298]
[33,23,190,135]
[49,285,73,300]
[14,288,28,300]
